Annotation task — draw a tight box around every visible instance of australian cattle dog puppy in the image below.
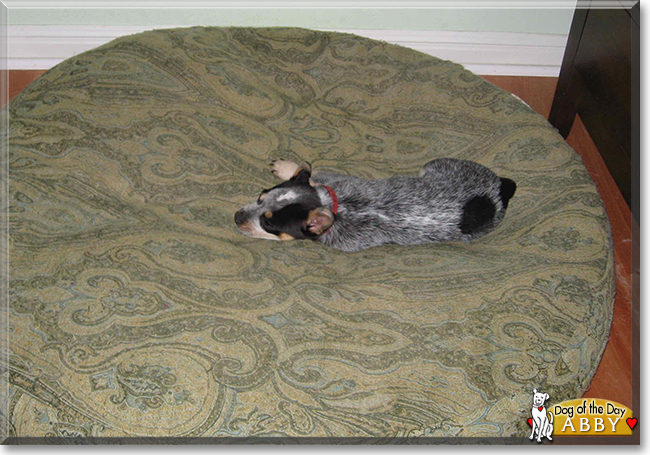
[235,158,516,252]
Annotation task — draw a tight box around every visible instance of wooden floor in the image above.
[5,71,634,409]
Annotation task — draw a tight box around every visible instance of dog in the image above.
[530,389,554,442]
[234,158,516,252]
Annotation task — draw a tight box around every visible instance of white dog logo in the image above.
[529,389,554,442]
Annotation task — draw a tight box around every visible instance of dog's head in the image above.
[234,164,334,241]
[532,389,549,407]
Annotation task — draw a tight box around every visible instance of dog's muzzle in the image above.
[234,209,246,226]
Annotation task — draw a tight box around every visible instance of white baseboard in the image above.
[7,26,568,77]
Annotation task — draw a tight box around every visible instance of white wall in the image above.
[4,1,578,76]
[7,5,575,35]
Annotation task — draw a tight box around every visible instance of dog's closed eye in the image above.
[257,191,268,204]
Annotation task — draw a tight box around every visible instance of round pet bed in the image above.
[5,27,615,441]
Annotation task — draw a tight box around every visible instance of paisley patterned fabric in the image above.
[2,27,615,442]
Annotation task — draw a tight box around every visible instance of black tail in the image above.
[499,178,517,209]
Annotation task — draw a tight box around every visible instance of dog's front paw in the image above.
[269,159,300,181]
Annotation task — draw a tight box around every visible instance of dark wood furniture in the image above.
[548,2,639,221]
[549,3,639,445]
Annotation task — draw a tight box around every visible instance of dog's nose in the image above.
[234,210,245,225]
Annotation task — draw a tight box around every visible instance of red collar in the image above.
[322,185,338,215]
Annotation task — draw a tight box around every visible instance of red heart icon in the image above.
[626,418,637,430]
[528,418,533,427]
[538,406,543,411]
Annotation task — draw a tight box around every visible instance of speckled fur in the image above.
[235,158,516,252]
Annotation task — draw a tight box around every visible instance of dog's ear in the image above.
[305,207,334,235]
[544,393,549,401]
[533,389,537,394]
[291,162,312,184]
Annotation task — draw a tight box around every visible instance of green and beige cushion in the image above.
[3,27,614,440]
